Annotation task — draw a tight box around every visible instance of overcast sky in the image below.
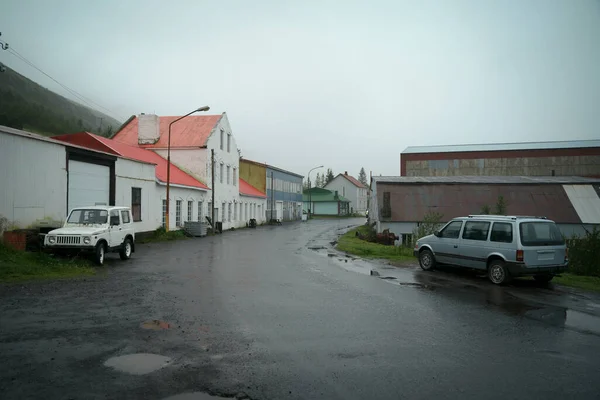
[2,0,599,178]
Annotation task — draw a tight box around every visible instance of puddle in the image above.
[379,276,397,280]
[163,393,234,400]
[141,320,171,330]
[104,353,172,375]
[308,246,327,250]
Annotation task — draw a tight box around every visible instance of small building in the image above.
[369,176,600,242]
[324,171,369,215]
[401,140,600,178]
[303,187,351,216]
[0,125,158,234]
[239,159,303,221]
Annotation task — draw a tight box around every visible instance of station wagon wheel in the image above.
[120,238,132,260]
[488,260,510,285]
[95,242,105,266]
[419,249,436,271]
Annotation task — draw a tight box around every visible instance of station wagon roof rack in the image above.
[467,215,547,220]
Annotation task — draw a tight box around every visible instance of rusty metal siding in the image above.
[377,183,582,224]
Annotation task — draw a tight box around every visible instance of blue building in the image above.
[239,159,304,221]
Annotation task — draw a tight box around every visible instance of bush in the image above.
[412,211,444,245]
[567,228,600,277]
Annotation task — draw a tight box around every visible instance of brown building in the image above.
[401,140,600,178]
[369,176,600,241]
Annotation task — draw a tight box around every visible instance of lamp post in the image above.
[307,165,323,218]
[165,106,210,232]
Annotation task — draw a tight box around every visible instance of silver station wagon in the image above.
[414,215,568,285]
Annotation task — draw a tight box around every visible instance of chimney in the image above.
[344,171,348,175]
[138,114,160,145]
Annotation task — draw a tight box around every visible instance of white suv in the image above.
[44,206,135,265]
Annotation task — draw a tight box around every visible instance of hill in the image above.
[0,66,122,137]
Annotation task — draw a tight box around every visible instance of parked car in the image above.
[44,206,135,265]
[413,215,568,285]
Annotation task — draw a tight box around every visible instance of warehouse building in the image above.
[401,140,600,177]
[369,176,600,242]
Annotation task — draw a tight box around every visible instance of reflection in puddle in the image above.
[104,353,171,375]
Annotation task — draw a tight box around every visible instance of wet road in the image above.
[1,219,600,400]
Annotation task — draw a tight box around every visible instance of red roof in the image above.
[239,178,266,198]
[340,173,367,188]
[53,132,209,190]
[112,114,222,148]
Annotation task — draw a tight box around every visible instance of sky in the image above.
[1,0,599,178]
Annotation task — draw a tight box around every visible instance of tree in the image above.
[480,204,491,215]
[494,195,507,215]
[325,168,334,186]
[358,167,368,186]
[412,211,444,246]
[104,125,114,137]
[315,172,322,188]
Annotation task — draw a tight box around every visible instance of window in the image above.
[234,203,238,220]
[162,200,167,227]
[222,203,225,222]
[462,221,491,241]
[121,210,130,224]
[198,201,203,222]
[131,188,141,221]
[381,192,391,218]
[110,210,120,226]
[220,129,224,150]
[176,200,182,227]
[227,133,231,153]
[233,168,237,186]
[187,200,193,221]
[519,222,564,247]
[245,203,248,220]
[228,203,232,222]
[208,202,212,220]
[258,204,261,218]
[490,222,513,243]
[439,221,462,239]
[220,163,224,183]
[227,166,231,185]
[67,209,108,224]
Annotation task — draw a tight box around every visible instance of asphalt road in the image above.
[1,219,600,400]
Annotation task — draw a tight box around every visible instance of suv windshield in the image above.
[519,221,564,246]
[67,209,108,224]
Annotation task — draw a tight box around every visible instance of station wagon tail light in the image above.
[516,250,524,262]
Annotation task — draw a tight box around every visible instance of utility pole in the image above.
[271,172,274,222]
[99,117,103,132]
[211,148,216,233]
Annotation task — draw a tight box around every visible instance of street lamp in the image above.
[307,165,323,218]
[165,106,210,231]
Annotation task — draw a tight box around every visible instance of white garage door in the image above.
[68,160,110,210]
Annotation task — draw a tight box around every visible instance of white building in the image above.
[0,125,163,235]
[112,112,266,230]
[324,171,369,215]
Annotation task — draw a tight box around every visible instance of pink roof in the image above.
[239,178,266,198]
[340,173,367,188]
[52,132,209,190]
[113,114,223,148]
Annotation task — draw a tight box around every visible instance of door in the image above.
[459,220,492,270]
[109,210,125,248]
[433,220,464,265]
[68,160,110,210]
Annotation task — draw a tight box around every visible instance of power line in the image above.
[6,46,126,122]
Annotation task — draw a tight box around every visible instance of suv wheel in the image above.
[95,242,106,266]
[488,260,510,285]
[534,274,553,283]
[120,238,132,260]
[419,249,436,271]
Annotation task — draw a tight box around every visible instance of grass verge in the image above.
[137,228,188,244]
[0,243,95,283]
[553,273,600,293]
[337,226,415,261]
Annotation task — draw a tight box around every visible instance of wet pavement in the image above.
[1,218,600,399]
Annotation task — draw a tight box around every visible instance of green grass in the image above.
[553,273,600,293]
[137,228,188,244]
[0,243,95,282]
[337,226,415,261]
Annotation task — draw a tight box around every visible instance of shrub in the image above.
[412,211,444,245]
[567,227,600,277]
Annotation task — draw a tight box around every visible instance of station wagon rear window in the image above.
[519,222,564,246]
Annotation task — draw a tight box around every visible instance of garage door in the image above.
[68,160,110,210]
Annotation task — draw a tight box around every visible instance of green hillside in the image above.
[0,66,122,137]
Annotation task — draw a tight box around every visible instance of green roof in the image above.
[303,187,350,203]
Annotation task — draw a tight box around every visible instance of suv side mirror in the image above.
[434,230,440,237]
[110,216,120,226]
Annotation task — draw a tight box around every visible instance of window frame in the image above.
[187,200,193,222]
[462,221,491,241]
[176,200,182,227]
[131,187,142,222]
[121,210,131,224]
[490,222,514,243]
[439,220,463,239]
